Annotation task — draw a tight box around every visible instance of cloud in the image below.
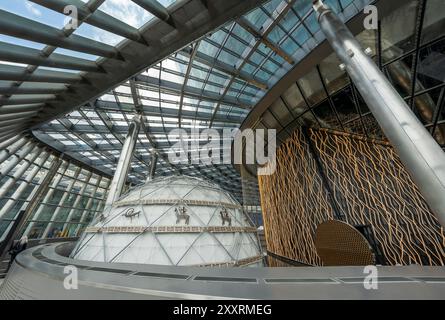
[99,0,153,29]
[25,2,42,17]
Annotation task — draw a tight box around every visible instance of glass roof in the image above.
[0,0,373,203]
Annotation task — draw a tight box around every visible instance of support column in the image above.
[0,137,27,165]
[313,1,445,228]
[105,114,141,207]
[147,153,158,182]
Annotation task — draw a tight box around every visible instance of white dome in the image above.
[72,175,263,267]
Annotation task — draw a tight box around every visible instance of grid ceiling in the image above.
[1,0,372,203]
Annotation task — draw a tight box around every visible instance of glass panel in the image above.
[270,99,293,127]
[416,37,445,92]
[331,86,360,124]
[421,0,445,45]
[384,54,414,99]
[381,0,418,63]
[282,83,308,117]
[319,53,350,95]
[298,69,326,105]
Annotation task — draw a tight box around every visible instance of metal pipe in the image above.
[29,0,143,43]
[147,153,158,181]
[0,142,35,178]
[313,1,445,227]
[0,65,82,84]
[0,137,26,165]
[0,41,100,72]
[105,114,142,207]
[0,135,22,151]
[0,9,118,58]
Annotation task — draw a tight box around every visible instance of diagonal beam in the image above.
[178,43,198,128]
[237,17,295,65]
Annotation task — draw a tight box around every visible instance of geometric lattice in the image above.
[259,127,445,266]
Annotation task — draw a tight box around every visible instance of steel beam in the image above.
[29,0,145,44]
[0,156,61,257]
[105,114,141,207]
[0,95,57,106]
[0,41,100,72]
[94,100,244,123]
[0,64,83,84]
[0,137,27,165]
[0,84,67,95]
[74,175,103,236]
[0,10,119,58]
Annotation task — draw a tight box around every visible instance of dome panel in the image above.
[73,175,262,267]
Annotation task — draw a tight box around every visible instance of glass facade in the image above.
[252,0,445,151]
